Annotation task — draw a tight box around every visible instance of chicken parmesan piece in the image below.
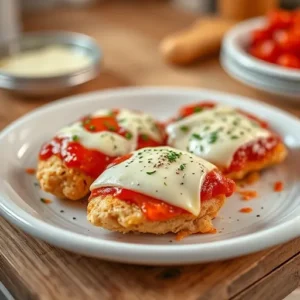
[166,102,287,180]
[37,109,166,200]
[88,147,235,235]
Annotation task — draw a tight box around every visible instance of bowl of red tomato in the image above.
[221,9,300,99]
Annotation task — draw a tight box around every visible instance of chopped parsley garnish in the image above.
[233,120,239,126]
[166,151,182,162]
[108,110,115,116]
[141,134,149,141]
[125,132,133,140]
[199,145,204,152]
[72,135,79,142]
[40,198,51,204]
[83,118,91,125]
[179,163,186,171]
[118,118,126,123]
[194,107,203,113]
[203,125,210,131]
[251,121,259,127]
[192,133,202,140]
[180,125,189,132]
[231,135,239,140]
[89,125,96,131]
[146,170,156,175]
[164,182,167,186]
[208,132,218,144]
[104,122,116,131]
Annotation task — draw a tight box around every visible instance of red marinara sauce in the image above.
[176,102,281,174]
[90,155,235,221]
[39,111,165,178]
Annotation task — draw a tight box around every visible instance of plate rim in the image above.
[1,86,300,265]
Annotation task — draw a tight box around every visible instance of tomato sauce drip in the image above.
[39,137,115,178]
[82,114,128,137]
[90,170,235,221]
[239,207,253,213]
[39,112,165,178]
[177,102,280,173]
[224,136,280,174]
[274,181,284,192]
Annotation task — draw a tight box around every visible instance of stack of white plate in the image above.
[221,17,300,100]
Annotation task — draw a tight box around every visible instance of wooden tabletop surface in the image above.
[1,1,300,300]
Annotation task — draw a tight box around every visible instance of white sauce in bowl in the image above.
[0,45,91,77]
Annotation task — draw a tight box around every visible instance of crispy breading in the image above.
[225,142,287,180]
[87,195,225,235]
[36,155,94,200]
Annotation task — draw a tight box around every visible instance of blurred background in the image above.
[0,0,299,102]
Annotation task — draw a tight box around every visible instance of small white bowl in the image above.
[221,17,300,99]
[0,31,102,97]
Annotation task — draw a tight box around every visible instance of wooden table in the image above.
[1,1,300,299]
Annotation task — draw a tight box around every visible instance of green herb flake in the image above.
[125,132,133,140]
[104,122,116,132]
[208,132,218,144]
[251,121,259,127]
[233,120,239,126]
[166,151,182,162]
[199,145,204,152]
[146,170,156,175]
[72,135,79,142]
[119,118,126,123]
[40,198,51,204]
[180,125,189,132]
[141,134,149,141]
[164,182,167,186]
[179,163,186,171]
[89,125,96,131]
[194,107,203,113]
[108,110,115,116]
[231,135,239,140]
[83,118,91,125]
[192,133,202,140]
[203,125,210,131]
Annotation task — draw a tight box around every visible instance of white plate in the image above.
[1,87,300,265]
[220,51,300,98]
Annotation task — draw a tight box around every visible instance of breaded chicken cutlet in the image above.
[88,147,235,236]
[167,102,287,180]
[37,108,166,200]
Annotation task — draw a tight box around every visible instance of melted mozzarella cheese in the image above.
[56,109,163,157]
[57,122,132,156]
[91,147,215,216]
[116,109,163,143]
[167,105,271,167]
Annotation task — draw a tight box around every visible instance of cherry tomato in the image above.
[252,28,272,45]
[292,10,300,26]
[268,10,293,29]
[274,30,300,53]
[276,53,300,68]
[249,40,279,63]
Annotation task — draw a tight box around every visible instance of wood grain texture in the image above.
[1,218,300,300]
[1,1,300,299]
